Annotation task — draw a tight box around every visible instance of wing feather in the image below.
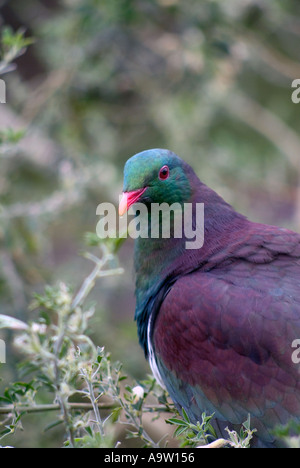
[152,226,300,445]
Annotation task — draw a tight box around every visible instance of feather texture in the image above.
[121,149,300,447]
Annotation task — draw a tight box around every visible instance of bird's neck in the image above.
[133,180,248,356]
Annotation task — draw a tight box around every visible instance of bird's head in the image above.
[119,148,193,215]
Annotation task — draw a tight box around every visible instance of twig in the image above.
[0,402,117,415]
[244,32,300,80]
[0,250,27,314]
[0,162,117,220]
[0,105,60,168]
[227,91,300,229]
[71,249,123,310]
[0,402,169,415]
[53,324,76,447]
[80,367,105,437]
[227,91,300,171]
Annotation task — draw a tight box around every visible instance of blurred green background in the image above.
[0,0,300,447]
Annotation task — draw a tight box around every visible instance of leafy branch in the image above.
[167,410,256,449]
[0,27,34,76]
[0,240,175,448]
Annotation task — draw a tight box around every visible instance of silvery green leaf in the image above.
[0,314,28,330]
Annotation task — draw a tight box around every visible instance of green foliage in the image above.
[0,129,25,146]
[273,420,300,449]
[1,27,34,51]
[0,244,174,448]
[167,410,256,449]
[224,415,257,449]
[0,27,34,75]
[167,409,217,447]
[0,243,258,448]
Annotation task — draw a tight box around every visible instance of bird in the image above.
[119,148,300,447]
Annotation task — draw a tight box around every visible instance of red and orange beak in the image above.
[119,187,147,216]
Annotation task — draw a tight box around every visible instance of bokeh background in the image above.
[0,0,300,447]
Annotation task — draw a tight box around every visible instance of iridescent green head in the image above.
[119,149,193,215]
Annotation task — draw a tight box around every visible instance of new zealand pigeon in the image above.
[119,148,300,447]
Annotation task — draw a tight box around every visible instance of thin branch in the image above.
[242,32,300,80]
[80,368,105,437]
[0,162,117,220]
[0,250,27,313]
[0,402,117,415]
[0,105,60,168]
[0,402,169,416]
[71,249,123,310]
[227,92,300,230]
[227,91,300,171]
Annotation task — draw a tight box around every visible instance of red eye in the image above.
[158,165,170,180]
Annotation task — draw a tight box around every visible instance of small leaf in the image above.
[0,315,28,330]
[182,407,190,423]
[166,417,189,426]
[118,376,127,382]
[84,426,93,437]
[174,426,188,437]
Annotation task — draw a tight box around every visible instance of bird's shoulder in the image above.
[205,221,300,268]
[152,227,300,441]
[153,221,300,375]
